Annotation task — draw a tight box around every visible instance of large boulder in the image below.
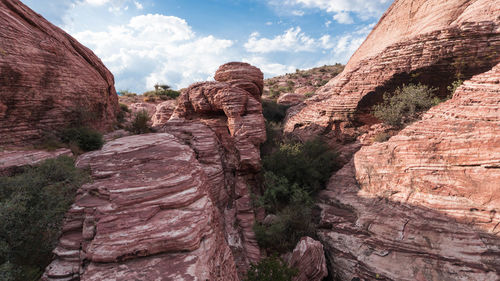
[289,237,328,281]
[317,63,500,280]
[284,0,500,140]
[42,134,239,280]
[0,0,119,146]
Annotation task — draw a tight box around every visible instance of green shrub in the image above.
[245,255,298,281]
[129,109,151,134]
[257,172,313,213]
[373,84,440,127]
[373,132,391,143]
[447,79,463,96]
[254,204,315,252]
[61,127,104,152]
[117,103,130,124]
[262,100,289,123]
[0,157,89,281]
[119,103,130,112]
[263,139,338,194]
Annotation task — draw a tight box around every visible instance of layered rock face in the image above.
[317,64,500,280]
[284,0,500,140]
[289,237,328,281]
[43,134,239,281]
[163,62,266,274]
[44,62,266,280]
[0,0,118,146]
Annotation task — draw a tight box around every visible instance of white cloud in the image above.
[333,11,353,24]
[133,1,143,10]
[83,0,110,6]
[291,10,305,16]
[325,20,332,27]
[244,27,317,53]
[265,21,273,26]
[271,0,390,22]
[74,14,235,92]
[243,56,297,77]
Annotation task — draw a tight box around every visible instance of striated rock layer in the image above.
[289,237,328,281]
[163,62,266,275]
[43,134,239,281]
[285,0,500,140]
[0,0,118,146]
[44,62,266,280]
[317,63,500,280]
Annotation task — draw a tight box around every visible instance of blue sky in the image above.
[22,0,393,93]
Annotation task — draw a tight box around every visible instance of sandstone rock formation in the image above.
[316,63,500,280]
[284,0,500,140]
[277,93,305,106]
[0,148,71,176]
[163,62,266,275]
[43,134,239,281]
[289,237,328,281]
[44,62,266,280]
[151,100,176,127]
[0,0,119,146]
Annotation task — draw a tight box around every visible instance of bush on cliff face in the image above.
[61,127,104,152]
[0,156,89,281]
[245,255,298,281]
[373,83,440,127]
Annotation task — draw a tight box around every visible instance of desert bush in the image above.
[373,132,391,143]
[263,139,338,194]
[447,79,463,96]
[304,92,315,98]
[119,90,137,97]
[262,100,289,123]
[117,103,130,124]
[261,121,283,157]
[129,109,151,134]
[245,255,298,281]
[0,157,89,281]
[256,172,312,213]
[254,204,315,252]
[61,127,104,152]
[373,83,439,127]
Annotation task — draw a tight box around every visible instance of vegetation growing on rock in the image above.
[0,157,89,281]
[244,255,298,281]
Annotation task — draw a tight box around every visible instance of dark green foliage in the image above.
[262,100,289,123]
[61,127,104,152]
[0,157,89,281]
[263,139,338,194]
[254,204,315,253]
[245,255,298,281]
[373,84,440,128]
[447,80,463,96]
[261,121,283,157]
[117,103,130,124]
[129,109,151,134]
[119,103,130,112]
[257,172,312,213]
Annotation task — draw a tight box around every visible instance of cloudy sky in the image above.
[22,0,393,93]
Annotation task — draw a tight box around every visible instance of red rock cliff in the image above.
[0,0,119,146]
[284,0,500,140]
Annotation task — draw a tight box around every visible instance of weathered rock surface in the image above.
[43,134,239,281]
[151,100,176,127]
[277,93,305,106]
[0,148,71,176]
[162,62,266,275]
[214,62,264,101]
[128,102,157,117]
[285,0,500,140]
[0,0,119,146]
[289,237,328,281]
[317,64,500,280]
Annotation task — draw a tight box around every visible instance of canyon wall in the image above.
[284,0,500,141]
[0,0,118,146]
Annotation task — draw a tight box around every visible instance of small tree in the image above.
[130,110,151,134]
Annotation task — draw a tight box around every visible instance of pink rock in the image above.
[151,100,176,127]
[277,93,305,106]
[42,134,239,280]
[0,0,119,146]
[284,0,500,141]
[289,237,328,281]
[0,148,72,176]
[215,62,264,101]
